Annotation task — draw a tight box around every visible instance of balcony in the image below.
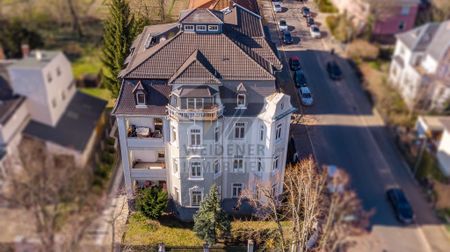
[130,161,167,180]
[167,105,223,121]
[127,125,164,148]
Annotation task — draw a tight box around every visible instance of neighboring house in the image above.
[113,6,295,221]
[416,116,450,177]
[0,50,107,170]
[389,20,450,111]
[189,0,259,14]
[330,0,420,37]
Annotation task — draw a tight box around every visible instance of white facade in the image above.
[8,51,76,126]
[437,130,450,176]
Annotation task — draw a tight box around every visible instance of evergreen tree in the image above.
[101,0,138,98]
[135,186,168,219]
[193,184,231,246]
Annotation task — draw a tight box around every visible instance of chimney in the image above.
[21,44,30,58]
[0,46,5,60]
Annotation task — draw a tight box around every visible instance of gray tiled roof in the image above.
[176,86,217,97]
[397,20,450,62]
[9,50,60,68]
[168,50,221,84]
[23,92,106,152]
[0,62,26,125]
[113,80,171,115]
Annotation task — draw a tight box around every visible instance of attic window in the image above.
[196,25,207,31]
[208,25,219,31]
[237,94,246,108]
[144,34,157,49]
[136,92,146,106]
[184,25,194,31]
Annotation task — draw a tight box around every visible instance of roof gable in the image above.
[168,49,221,84]
[179,8,224,24]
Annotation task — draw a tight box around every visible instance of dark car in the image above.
[387,188,415,224]
[326,61,343,80]
[302,7,310,17]
[283,31,293,44]
[306,17,315,27]
[294,70,307,87]
[289,56,301,71]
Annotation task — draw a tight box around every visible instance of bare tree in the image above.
[240,157,370,251]
[0,138,103,252]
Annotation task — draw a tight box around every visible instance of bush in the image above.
[135,186,168,219]
[315,0,338,13]
[346,40,380,61]
[326,14,355,43]
[231,221,292,249]
[101,152,115,165]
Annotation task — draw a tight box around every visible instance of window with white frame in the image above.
[208,25,219,31]
[215,126,220,143]
[232,183,243,198]
[173,159,178,174]
[47,73,52,83]
[214,160,220,175]
[234,122,245,139]
[260,124,265,141]
[136,92,146,105]
[257,158,263,172]
[174,187,180,203]
[272,155,279,171]
[171,126,177,142]
[190,128,202,146]
[233,156,244,172]
[191,191,202,206]
[184,25,194,31]
[186,98,203,109]
[56,67,61,76]
[196,25,207,31]
[237,94,246,107]
[190,160,202,178]
[276,124,282,140]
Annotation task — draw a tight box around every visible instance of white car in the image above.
[278,20,288,31]
[310,25,321,38]
[326,165,345,193]
[273,3,282,13]
[299,87,313,106]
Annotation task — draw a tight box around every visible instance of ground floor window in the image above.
[232,183,243,198]
[191,191,202,207]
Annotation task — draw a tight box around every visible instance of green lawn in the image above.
[71,45,103,79]
[79,87,115,108]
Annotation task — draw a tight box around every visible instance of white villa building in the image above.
[113,6,295,220]
[389,20,450,111]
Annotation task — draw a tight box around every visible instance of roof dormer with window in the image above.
[133,81,147,108]
[236,83,247,109]
[179,8,224,34]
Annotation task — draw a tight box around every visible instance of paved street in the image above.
[259,0,450,251]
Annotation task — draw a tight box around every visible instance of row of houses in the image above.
[0,47,106,190]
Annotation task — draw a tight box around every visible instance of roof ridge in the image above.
[221,33,274,78]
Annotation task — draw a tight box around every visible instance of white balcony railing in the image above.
[167,105,223,121]
[130,162,167,180]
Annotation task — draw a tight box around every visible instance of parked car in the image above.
[306,17,315,27]
[279,20,288,31]
[386,188,415,224]
[325,165,345,193]
[299,87,313,106]
[273,3,282,12]
[289,56,301,71]
[283,31,293,44]
[326,61,343,80]
[310,25,321,38]
[302,7,310,17]
[294,70,307,87]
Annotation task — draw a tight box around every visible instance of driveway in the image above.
[260,0,450,251]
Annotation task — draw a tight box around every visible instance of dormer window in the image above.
[237,94,246,108]
[184,25,194,31]
[208,25,219,31]
[196,25,207,32]
[136,92,146,105]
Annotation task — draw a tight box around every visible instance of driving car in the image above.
[310,25,321,38]
[306,17,315,27]
[386,188,415,224]
[302,7,310,17]
[273,3,282,12]
[289,56,301,71]
[294,70,307,87]
[326,61,343,80]
[299,87,313,106]
[278,20,288,31]
[283,31,293,44]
